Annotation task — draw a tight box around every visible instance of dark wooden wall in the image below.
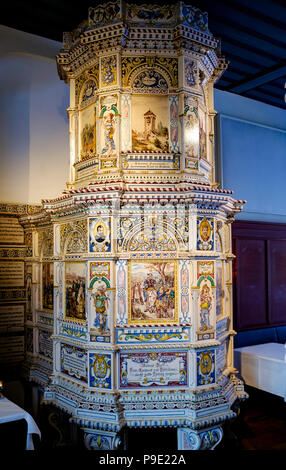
[232,221,286,332]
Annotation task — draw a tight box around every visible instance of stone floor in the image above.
[232,386,286,451]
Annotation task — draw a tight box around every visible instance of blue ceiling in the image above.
[194,0,286,110]
[2,0,286,109]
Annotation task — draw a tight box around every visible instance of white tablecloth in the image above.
[0,396,41,450]
[234,342,286,400]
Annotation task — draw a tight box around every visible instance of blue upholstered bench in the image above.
[277,325,286,343]
[234,325,286,348]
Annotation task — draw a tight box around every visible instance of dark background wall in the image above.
[232,220,286,332]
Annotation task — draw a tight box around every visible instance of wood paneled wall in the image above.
[232,221,286,332]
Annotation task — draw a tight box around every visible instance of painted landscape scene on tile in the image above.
[132,96,169,152]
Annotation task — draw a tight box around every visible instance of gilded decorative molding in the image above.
[38,227,54,258]
[60,219,88,254]
[0,202,42,215]
[75,64,99,106]
[121,56,178,88]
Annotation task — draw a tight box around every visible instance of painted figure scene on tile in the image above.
[132,96,169,152]
[101,109,116,157]
[184,105,199,158]
[90,279,111,336]
[199,280,213,331]
[129,260,177,324]
[42,262,54,310]
[65,262,86,321]
[80,104,96,160]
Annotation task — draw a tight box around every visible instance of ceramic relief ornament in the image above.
[121,56,178,89]
[177,427,223,451]
[116,259,128,326]
[116,327,190,344]
[84,431,120,451]
[121,94,131,152]
[60,220,88,255]
[184,58,197,87]
[81,80,97,105]
[117,208,189,253]
[89,2,121,26]
[126,3,177,24]
[76,64,99,108]
[181,3,209,31]
[169,95,179,152]
[100,55,117,88]
[179,260,191,324]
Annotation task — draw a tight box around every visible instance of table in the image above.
[0,396,41,450]
[234,342,286,400]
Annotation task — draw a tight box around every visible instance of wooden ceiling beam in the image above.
[229,65,286,93]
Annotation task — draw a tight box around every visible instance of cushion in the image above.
[276,325,286,344]
[234,327,278,348]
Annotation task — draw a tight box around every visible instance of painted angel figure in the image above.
[200,284,212,331]
[101,111,116,157]
[92,283,109,333]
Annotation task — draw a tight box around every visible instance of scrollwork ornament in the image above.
[84,432,120,450]
[185,431,201,450]
[179,426,223,450]
[200,428,223,450]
